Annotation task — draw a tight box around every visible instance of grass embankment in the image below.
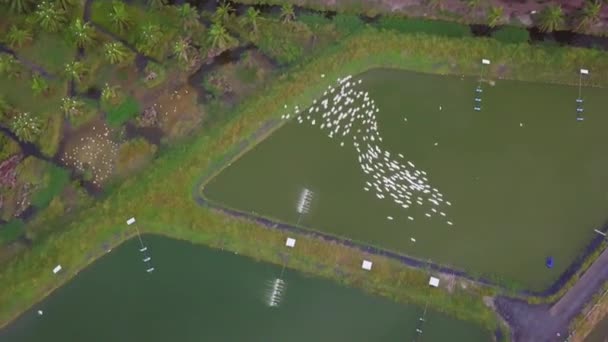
[3,28,608,336]
[570,281,608,341]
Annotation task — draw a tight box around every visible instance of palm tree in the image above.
[5,25,33,48]
[109,1,133,33]
[0,54,22,79]
[577,0,602,30]
[147,0,166,9]
[213,1,233,24]
[54,0,76,11]
[487,6,504,28]
[11,112,42,142]
[178,3,200,32]
[103,42,129,65]
[70,19,95,48]
[244,7,260,35]
[101,83,121,104]
[31,74,49,96]
[34,1,66,33]
[173,36,196,67]
[4,0,32,14]
[466,0,481,14]
[208,22,231,50]
[280,3,295,24]
[64,60,87,83]
[538,4,564,32]
[136,24,163,56]
[61,97,85,119]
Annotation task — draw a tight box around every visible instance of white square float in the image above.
[285,237,296,248]
[482,59,491,65]
[126,217,136,225]
[53,265,62,274]
[580,68,589,75]
[429,276,440,288]
[361,260,373,271]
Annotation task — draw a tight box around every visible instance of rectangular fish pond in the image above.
[202,68,608,292]
[0,235,491,342]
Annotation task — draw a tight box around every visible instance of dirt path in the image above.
[496,246,608,342]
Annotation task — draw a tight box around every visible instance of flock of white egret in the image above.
[280,75,453,227]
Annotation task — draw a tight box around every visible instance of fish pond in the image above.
[203,68,608,291]
[0,235,490,341]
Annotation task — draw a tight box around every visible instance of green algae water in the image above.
[587,316,608,342]
[204,68,608,291]
[0,235,490,341]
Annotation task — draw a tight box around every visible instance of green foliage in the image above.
[5,25,33,48]
[177,3,200,32]
[244,7,260,35]
[116,138,157,176]
[147,0,167,9]
[33,1,66,33]
[577,0,602,31]
[136,23,164,57]
[61,96,85,119]
[0,219,24,245]
[31,165,69,209]
[492,26,530,44]
[333,14,365,36]
[0,133,20,161]
[54,0,76,11]
[15,155,46,184]
[142,62,166,88]
[64,60,87,83]
[280,3,296,23]
[10,112,41,142]
[214,1,233,24]
[487,6,504,28]
[101,83,123,106]
[0,54,22,79]
[208,22,232,50]
[236,65,258,84]
[538,4,564,32]
[377,17,471,38]
[103,42,131,66]
[38,114,63,158]
[30,73,49,96]
[106,96,140,127]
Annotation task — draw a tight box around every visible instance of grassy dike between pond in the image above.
[3,28,608,336]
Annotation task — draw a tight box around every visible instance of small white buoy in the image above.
[520,122,524,127]
[434,142,438,146]
[285,237,296,248]
[387,216,393,220]
[37,310,43,316]
[410,237,416,242]
[321,74,325,78]
[439,105,442,111]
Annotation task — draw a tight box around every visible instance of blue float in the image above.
[546,256,554,268]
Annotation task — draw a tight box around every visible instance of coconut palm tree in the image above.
[103,42,129,65]
[34,1,66,33]
[101,83,121,104]
[147,0,166,9]
[11,112,41,142]
[61,97,85,119]
[0,54,22,79]
[173,36,196,67]
[577,0,602,30]
[64,60,87,83]
[208,22,231,50]
[109,0,133,33]
[136,23,163,56]
[178,3,200,32]
[280,3,295,24]
[5,25,33,48]
[54,0,76,11]
[244,7,260,35]
[31,74,49,96]
[538,4,564,32]
[70,19,95,48]
[487,5,504,28]
[4,0,32,14]
[213,1,233,24]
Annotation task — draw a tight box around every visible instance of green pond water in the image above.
[204,68,608,291]
[587,316,608,342]
[0,235,491,341]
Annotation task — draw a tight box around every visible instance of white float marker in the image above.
[285,237,296,248]
[361,260,373,271]
[127,217,154,273]
[576,68,589,121]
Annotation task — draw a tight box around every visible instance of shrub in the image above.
[38,114,63,157]
[31,165,70,209]
[0,133,20,161]
[116,138,157,176]
[492,26,530,44]
[298,13,331,29]
[106,96,140,126]
[377,17,471,38]
[333,14,365,35]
